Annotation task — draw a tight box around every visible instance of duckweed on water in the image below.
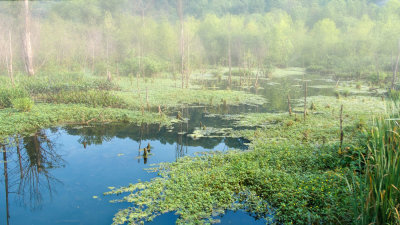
[105,95,386,224]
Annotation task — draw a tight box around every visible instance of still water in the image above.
[0,73,337,225]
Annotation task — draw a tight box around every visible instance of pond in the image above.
[0,73,338,225]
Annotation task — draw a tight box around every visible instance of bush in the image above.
[0,87,30,108]
[12,97,34,112]
[20,74,118,95]
[40,90,127,108]
[121,56,167,77]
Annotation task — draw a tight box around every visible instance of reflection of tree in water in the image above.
[8,132,64,210]
[76,126,114,148]
[2,144,10,225]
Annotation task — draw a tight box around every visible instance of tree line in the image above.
[0,0,399,84]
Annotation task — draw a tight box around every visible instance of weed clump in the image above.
[0,87,29,108]
[12,97,34,112]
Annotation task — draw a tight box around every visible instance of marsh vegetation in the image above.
[1,0,400,225]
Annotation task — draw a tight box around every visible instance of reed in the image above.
[348,106,400,225]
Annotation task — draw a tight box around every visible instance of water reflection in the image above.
[0,132,65,225]
[0,75,325,225]
[0,116,250,224]
[19,132,64,209]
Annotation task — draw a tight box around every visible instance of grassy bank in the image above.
[0,73,266,142]
[0,104,170,141]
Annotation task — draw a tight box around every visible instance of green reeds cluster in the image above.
[348,107,400,225]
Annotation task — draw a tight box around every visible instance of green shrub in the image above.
[389,89,400,101]
[121,56,167,77]
[20,74,118,95]
[11,97,34,112]
[306,65,325,73]
[40,90,127,108]
[0,87,30,108]
[347,110,400,225]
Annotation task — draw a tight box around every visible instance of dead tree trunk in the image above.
[8,31,14,87]
[339,104,344,152]
[287,94,292,116]
[186,33,190,88]
[228,14,232,88]
[22,0,34,76]
[304,82,307,121]
[177,0,185,89]
[391,39,400,90]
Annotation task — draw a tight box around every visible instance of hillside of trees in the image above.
[0,0,399,81]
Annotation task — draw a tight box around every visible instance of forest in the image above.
[0,0,399,225]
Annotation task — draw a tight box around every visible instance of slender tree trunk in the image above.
[8,31,14,87]
[177,0,185,89]
[391,40,400,90]
[228,14,232,88]
[91,43,95,73]
[139,8,145,79]
[186,34,189,89]
[287,94,292,116]
[339,104,344,152]
[22,0,34,76]
[304,82,307,121]
[106,36,112,81]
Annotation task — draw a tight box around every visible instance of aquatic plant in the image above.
[11,97,34,112]
[347,107,400,225]
[0,87,29,108]
[105,95,387,224]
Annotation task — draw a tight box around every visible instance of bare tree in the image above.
[22,0,34,76]
[391,39,400,90]
[134,0,153,79]
[228,14,232,88]
[177,0,185,89]
[8,30,14,87]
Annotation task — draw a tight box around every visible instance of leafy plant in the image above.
[0,87,30,108]
[11,97,34,112]
[347,108,400,225]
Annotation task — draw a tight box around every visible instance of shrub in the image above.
[20,74,119,95]
[40,90,127,108]
[11,97,34,112]
[0,87,30,108]
[347,111,400,225]
[121,56,167,77]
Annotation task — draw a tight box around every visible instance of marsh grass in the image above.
[104,95,387,224]
[347,107,400,225]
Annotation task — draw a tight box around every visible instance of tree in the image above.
[104,11,114,81]
[22,0,34,76]
[177,0,185,88]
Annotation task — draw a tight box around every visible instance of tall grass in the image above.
[348,107,400,225]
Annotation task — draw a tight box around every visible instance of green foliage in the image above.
[347,108,400,224]
[105,95,387,224]
[115,77,267,109]
[11,97,34,112]
[0,87,30,108]
[0,104,171,140]
[20,73,118,95]
[389,89,400,101]
[121,56,167,78]
[39,90,127,108]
